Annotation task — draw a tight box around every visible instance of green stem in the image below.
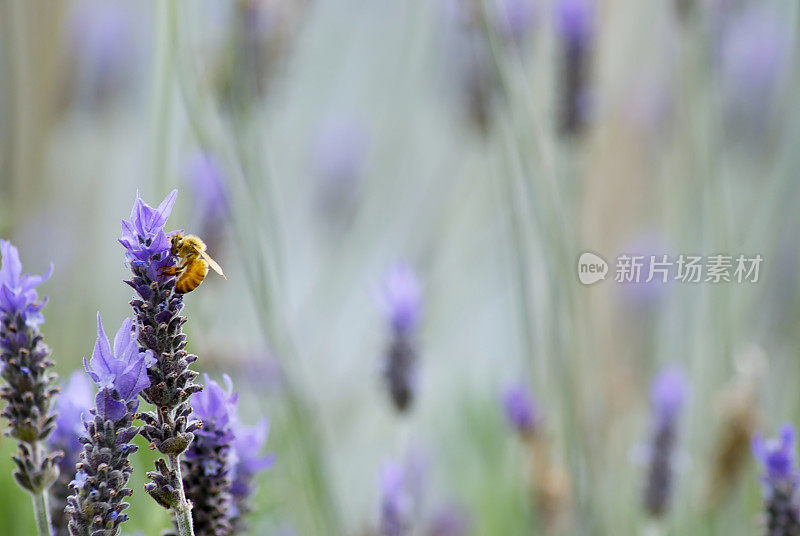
[29,442,52,536]
[169,454,195,536]
[31,489,51,536]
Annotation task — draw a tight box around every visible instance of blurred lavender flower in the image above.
[68,0,139,105]
[644,366,687,517]
[719,6,790,129]
[752,424,800,534]
[378,263,423,413]
[313,115,369,221]
[380,461,413,536]
[183,151,228,251]
[48,372,94,536]
[180,375,239,536]
[554,0,594,136]
[119,191,202,523]
[0,240,61,512]
[427,504,470,536]
[65,315,150,536]
[230,418,275,532]
[502,382,540,437]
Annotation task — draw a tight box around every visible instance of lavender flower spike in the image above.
[49,372,94,536]
[119,191,201,533]
[554,0,594,136]
[176,374,239,536]
[378,263,422,413]
[66,315,151,536]
[753,424,800,534]
[0,240,61,535]
[643,366,687,517]
[230,418,275,532]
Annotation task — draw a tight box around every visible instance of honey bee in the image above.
[161,233,226,293]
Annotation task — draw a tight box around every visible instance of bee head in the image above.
[170,234,184,255]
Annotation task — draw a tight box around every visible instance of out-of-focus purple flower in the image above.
[0,240,52,327]
[68,0,138,103]
[118,190,177,281]
[427,504,470,536]
[650,367,687,425]
[50,372,94,474]
[555,0,593,48]
[49,372,94,536]
[230,417,274,532]
[753,424,799,498]
[380,461,412,536]
[83,315,151,422]
[502,382,540,436]
[643,366,687,517]
[314,116,369,186]
[183,151,228,225]
[379,263,423,413]
[752,424,800,532]
[313,115,369,218]
[494,0,537,42]
[720,6,789,112]
[379,263,423,334]
[617,233,673,310]
[554,0,594,136]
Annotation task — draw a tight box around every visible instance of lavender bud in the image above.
[643,366,687,517]
[49,372,94,536]
[378,264,422,413]
[554,0,594,137]
[0,240,61,494]
[380,461,413,536]
[119,191,202,513]
[230,418,274,532]
[65,315,151,536]
[502,382,541,438]
[182,151,228,252]
[179,375,239,536]
[752,424,800,535]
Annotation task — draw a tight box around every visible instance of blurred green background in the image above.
[2,0,800,534]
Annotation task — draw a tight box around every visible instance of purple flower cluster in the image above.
[183,151,228,251]
[48,372,93,536]
[179,375,238,535]
[378,263,423,413]
[753,424,800,534]
[0,240,61,499]
[66,315,151,536]
[643,366,687,517]
[180,375,273,535]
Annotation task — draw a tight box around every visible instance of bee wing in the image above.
[199,251,227,279]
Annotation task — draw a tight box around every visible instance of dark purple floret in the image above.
[0,240,61,497]
[753,424,800,535]
[179,375,239,536]
[502,382,540,437]
[65,315,150,536]
[119,191,202,517]
[49,372,94,536]
[643,366,687,517]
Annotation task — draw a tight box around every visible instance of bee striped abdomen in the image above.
[175,259,209,294]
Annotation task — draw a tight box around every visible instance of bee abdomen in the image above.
[176,260,209,294]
